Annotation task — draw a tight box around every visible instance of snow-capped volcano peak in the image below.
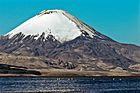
[6,9,95,42]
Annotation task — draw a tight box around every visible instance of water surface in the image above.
[0,77,140,93]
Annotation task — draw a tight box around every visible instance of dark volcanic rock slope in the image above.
[0,31,140,71]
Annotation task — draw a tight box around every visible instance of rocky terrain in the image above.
[0,10,140,76]
[0,34,140,76]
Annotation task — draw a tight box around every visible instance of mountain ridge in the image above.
[6,9,95,43]
[0,9,140,76]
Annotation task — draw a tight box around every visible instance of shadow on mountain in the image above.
[0,64,41,75]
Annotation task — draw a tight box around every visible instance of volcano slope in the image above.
[0,10,140,76]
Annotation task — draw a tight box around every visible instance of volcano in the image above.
[0,9,140,76]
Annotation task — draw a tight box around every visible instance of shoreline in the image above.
[0,67,140,77]
[0,71,140,77]
[0,75,140,78]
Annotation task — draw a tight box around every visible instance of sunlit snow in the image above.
[6,10,95,42]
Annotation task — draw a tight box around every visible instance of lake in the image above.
[0,77,140,93]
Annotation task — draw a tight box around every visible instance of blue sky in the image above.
[0,0,139,45]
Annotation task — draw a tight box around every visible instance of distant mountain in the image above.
[0,10,140,76]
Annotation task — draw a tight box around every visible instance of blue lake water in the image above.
[0,77,140,93]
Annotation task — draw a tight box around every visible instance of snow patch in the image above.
[6,9,95,43]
